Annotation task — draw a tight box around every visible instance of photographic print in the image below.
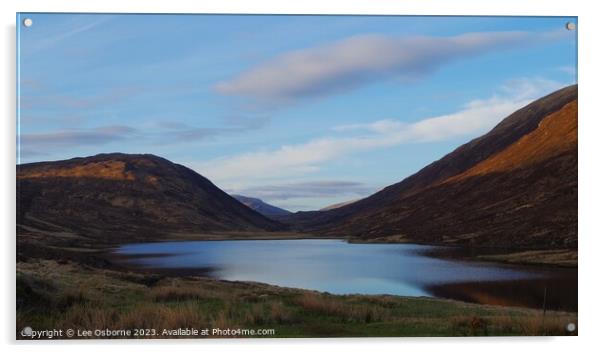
[16,13,577,339]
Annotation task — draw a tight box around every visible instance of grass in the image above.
[16,259,577,339]
[476,249,577,267]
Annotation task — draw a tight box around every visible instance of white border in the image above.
[2,1,601,352]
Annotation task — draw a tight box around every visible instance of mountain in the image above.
[17,153,283,243]
[16,85,578,250]
[282,85,577,249]
[232,195,291,218]
[320,199,360,211]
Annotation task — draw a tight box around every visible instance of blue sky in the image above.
[17,14,577,211]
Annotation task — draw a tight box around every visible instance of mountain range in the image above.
[16,85,577,249]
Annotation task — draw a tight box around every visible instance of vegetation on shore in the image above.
[476,249,577,267]
[17,259,577,338]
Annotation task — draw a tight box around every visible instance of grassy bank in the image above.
[17,259,577,338]
[476,249,577,267]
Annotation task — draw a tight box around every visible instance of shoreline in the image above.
[105,231,577,268]
[17,258,578,338]
[17,228,578,338]
[103,236,577,312]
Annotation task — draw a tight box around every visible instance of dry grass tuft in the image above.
[515,314,576,336]
[295,292,388,323]
[17,260,578,338]
[150,286,210,302]
[452,315,490,335]
[62,302,210,331]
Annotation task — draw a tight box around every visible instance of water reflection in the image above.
[115,239,577,311]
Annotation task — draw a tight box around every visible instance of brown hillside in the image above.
[445,100,577,183]
[281,85,578,249]
[18,161,137,181]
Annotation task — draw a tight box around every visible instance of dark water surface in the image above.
[115,239,577,311]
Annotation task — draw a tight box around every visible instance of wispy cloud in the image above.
[18,149,51,159]
[214,30,568,103]
[21,86,143,112]
[18,114,271,157]
[230,181,375,201]
[198,78,567,184]
[27,15,115,54]
[151,115,271,144]
[555,65,577,74]
[20,125,136,148]
[497,77,569,101]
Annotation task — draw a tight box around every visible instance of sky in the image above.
[17,14,577,211]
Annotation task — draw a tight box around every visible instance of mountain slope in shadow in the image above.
[17,153,284,242]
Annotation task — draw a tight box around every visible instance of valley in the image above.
[16,85,579,337]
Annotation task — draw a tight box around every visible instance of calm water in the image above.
[115,239,577,311]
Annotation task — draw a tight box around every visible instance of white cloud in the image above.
[498,77,570,101]
[196,78,567,187]
[214,30,567,102]
[555,65,577,76]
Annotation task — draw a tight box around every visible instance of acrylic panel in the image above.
[16,13,578,339]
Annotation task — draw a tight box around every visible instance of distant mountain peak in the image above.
[232,195,291,218]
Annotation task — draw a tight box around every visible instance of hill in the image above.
[17,153,283,243]
[282,85,578,249]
